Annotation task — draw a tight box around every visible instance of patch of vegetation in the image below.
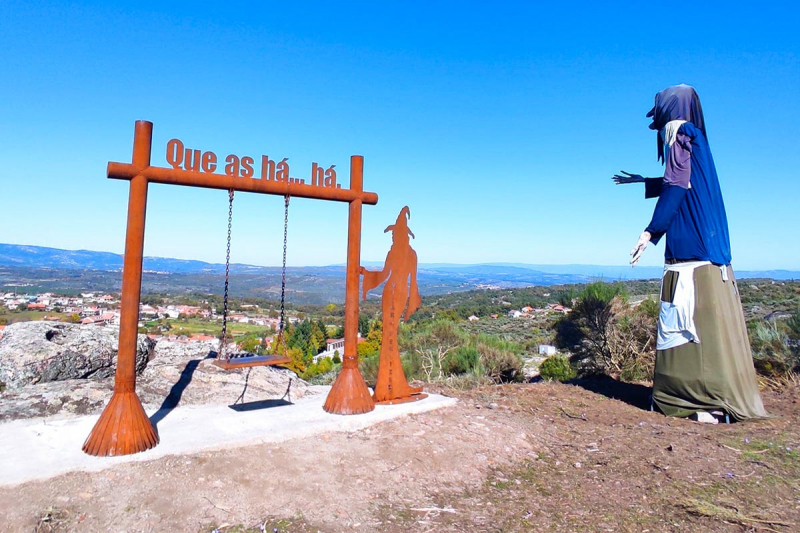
[555,282,657,382]
[538,354,577,382]
[34,506,74,533]
[202,514,322,533]
[397,319,524,385]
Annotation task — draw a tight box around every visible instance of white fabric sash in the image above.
[657,260,710,350]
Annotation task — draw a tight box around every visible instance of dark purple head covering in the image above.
[646,84,707,163]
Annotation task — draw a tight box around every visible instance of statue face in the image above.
[393,231,409,247]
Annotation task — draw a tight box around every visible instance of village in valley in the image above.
[0,289,368,366]
[1,287,575,361]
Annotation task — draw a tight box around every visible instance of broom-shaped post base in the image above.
[323,358,375,415]
[82,390,159,456]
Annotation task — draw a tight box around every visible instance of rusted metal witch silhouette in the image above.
[361,207,427,404]
[83,120,378,457]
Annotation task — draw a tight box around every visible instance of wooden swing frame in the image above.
[83,120,378,457]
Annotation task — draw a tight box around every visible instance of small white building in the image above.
[538,344,557,356]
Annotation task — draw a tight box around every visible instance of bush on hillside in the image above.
[538,354,576,382]
[555,282,657,382]
[750,318,798,381]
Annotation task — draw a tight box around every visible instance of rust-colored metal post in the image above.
[83,121,159,456]
[323,156,375,414]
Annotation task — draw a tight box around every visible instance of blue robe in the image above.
[643,122,732,266]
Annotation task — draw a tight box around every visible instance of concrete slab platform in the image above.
[0,387,457,487]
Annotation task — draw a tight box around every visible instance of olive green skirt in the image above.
[653,264,768,421]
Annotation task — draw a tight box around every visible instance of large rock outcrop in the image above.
[139,340,309,406]
[0,335,312,421]
[0,321,154,390]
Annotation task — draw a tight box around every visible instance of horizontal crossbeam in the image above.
[107,162,379,204]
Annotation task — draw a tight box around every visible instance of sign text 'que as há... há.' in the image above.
[165,138,340,189]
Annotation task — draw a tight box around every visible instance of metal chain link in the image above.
[278,195,289,356]
[219,189,234,361]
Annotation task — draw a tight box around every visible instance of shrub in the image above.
[407,319,469,381]
[442,373,494,391]
[539,354,576,382]
[307,367,339,385]
[750,319,797,379]
[358,351,381,386]
[555,283,656,382]
[787,307,800,342]
[475,336,524,383]
[401,351,422,383]
[444,345,481,375]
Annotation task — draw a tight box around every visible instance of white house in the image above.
[538,344,557,356]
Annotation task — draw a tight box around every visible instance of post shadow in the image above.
[149,352,215,428]
[150,351,297,430]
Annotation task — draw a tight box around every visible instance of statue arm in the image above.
[361,264,390,301]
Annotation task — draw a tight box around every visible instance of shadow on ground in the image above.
[228,399,293,412]
[149,353,216,428]
[564,375,653,411]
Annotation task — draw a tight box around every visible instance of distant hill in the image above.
[0,243,797,305]
[0,243,226,274]
[483,263,800,282]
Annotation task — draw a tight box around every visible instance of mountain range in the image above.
[1,243,797,305]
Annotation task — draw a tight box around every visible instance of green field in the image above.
[148,318,269,338]
[0,310,69,325]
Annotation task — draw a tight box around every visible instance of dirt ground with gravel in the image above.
[1,377,799,533]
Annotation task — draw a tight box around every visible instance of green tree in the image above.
[309,323,325,354]
[286,346,306,374]
[358,314,370,337]
[239,336,262,354]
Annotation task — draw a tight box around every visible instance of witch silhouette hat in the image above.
[384,206,415,239]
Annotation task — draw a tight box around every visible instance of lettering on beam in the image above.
[166,138,342,188]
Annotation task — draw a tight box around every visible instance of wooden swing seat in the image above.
[213,353,292,370]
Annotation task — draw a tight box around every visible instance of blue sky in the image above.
[1,1,798,270]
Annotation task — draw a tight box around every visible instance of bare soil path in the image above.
[1,378,798,533]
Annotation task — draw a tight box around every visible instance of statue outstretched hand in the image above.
[612,171,646,185]
[630,231,651,266]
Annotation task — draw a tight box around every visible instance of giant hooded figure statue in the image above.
[614,84,767,422]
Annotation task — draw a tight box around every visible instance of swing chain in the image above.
[219,188,234,361]
[279,195,289,345]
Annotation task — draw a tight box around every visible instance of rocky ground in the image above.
[1,377,798,532]
[0,323,307,422]
[1,322,798,532]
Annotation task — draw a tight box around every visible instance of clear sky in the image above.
[1,1,798,270]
